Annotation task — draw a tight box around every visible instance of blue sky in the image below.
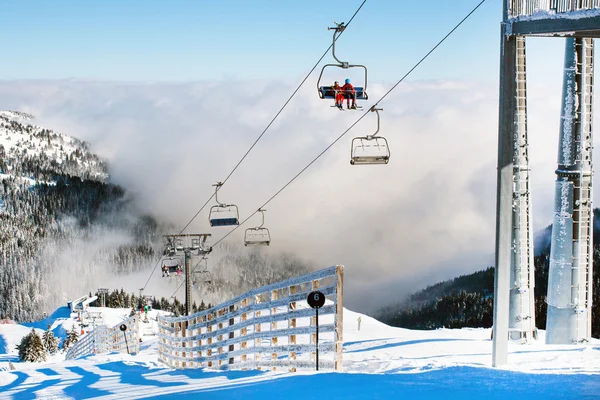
[1,0,563,83]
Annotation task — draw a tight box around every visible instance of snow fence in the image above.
[157,265,344,371]
[65,314,140,360]
[508,0,600,18]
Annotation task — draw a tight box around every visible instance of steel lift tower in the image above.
[508,35,537,344]
[546,37,595,345]
[163,234,211,316]
[494,1,600,366]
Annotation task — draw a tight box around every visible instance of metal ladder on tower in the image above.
[512,36,533,342]
[573,38,594,343]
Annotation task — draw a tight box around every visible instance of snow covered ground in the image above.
[0,307,599,399]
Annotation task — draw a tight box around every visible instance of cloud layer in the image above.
[0,76,593,312]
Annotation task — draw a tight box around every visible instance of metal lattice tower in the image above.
[509,36,537,343]
[494,1,599,366]
[163,234,212,316]
[546,38,595,344]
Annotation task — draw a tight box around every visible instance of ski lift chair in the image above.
[192,257,213,288]
[209,182,240,226]
[244,208,271,246]
[160,256,183,277]
[317,22,368,103]
[350,107,390,165]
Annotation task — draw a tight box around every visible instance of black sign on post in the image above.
[119,324,130,354]
[307,290,325,371]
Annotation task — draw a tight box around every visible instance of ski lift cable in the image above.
[167,0,486,302]
[178,0,367,235]
[372,0,487,108]
[207,0,489,249]
[161,0,367,296]
[170,279,186,301]
[141,258,163,294]
[150,1,367,295]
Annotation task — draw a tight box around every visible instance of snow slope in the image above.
[0,307,599,399]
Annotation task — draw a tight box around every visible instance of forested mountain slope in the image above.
[376,210,600,338]
[0,111,160,321]
[0,111,312,322]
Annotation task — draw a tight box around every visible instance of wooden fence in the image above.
[157,265,344,371]
[65,314,140,360]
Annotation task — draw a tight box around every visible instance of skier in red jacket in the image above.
[341,78,357,109]
[332,81,344,109]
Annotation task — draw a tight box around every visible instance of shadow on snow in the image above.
[146,366,600,400]
[345,338,472,354]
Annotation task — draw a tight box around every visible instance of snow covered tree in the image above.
[16,328,46,362]
[62,325,80,351]
[42,324,59,355]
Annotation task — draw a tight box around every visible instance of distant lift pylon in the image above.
[209,182,240,227]
[350,106,390,165]
[317,21,368,102]
[244,208,271,246]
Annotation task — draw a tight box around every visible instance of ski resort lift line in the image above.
[350,106,390,165]
[209,182,240,227]
[317,21,368,102]
[244,208,271,246]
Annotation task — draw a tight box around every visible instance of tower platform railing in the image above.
[509,0,600,18]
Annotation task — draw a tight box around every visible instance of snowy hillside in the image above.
[0,110,108,182]
[0,110,161,323]
[0,306,599,399]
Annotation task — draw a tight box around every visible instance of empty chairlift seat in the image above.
[244,227,271,246]
[209,182,240,227]
[209,205,240,226]
[350,136,390,165]
[350,107,390,165]
[244,208,271,246]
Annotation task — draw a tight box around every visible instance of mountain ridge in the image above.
[375,213,600,337]
[0,110,108,183]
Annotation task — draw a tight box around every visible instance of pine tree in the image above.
[16,331,33,361]
[42,324,59,355]
[16,328,46,362]
[63,325,80,350]
[30,329,46,361]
